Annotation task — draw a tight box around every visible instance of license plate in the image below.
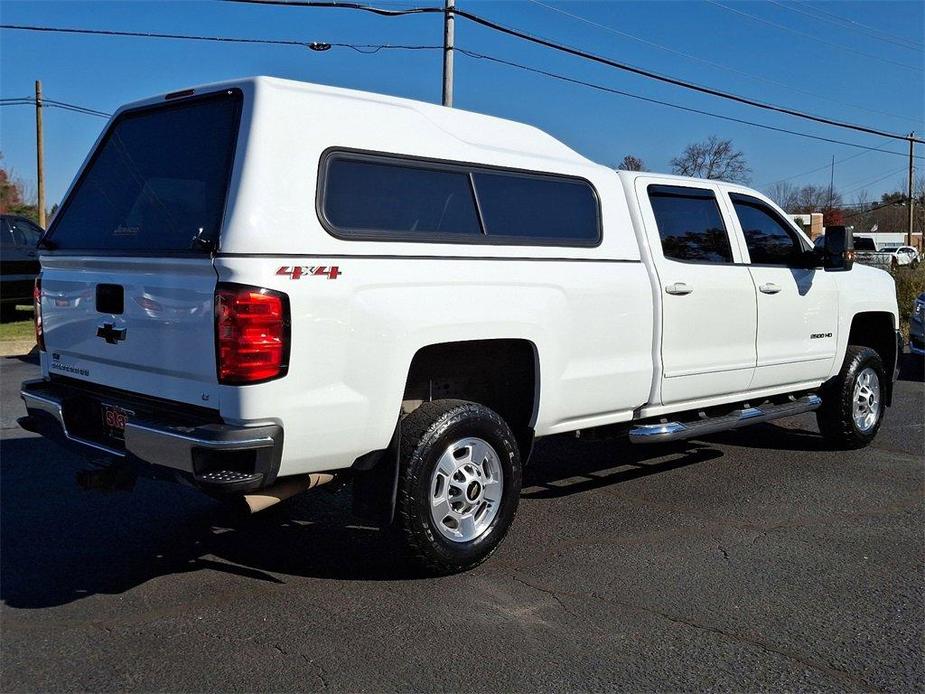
[101,404,133,433]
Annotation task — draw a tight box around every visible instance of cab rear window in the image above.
[46,90,241,252]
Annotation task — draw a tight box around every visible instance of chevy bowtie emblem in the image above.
[97,323,127,344]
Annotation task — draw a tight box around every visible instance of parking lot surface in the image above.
[1,354,923,692]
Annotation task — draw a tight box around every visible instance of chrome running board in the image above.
[629,394,822,444]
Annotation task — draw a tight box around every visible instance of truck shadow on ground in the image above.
[0,431,736,609]
[0,402,899,610]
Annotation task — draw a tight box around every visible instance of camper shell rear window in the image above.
[45,89,242,253]
[318,150,601,247]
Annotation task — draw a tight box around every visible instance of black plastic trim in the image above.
[216,252,640,263]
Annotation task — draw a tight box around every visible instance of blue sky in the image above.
[1,0,923,210]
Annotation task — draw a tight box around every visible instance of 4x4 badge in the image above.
[276,265,340,280]
[97,323,127,344]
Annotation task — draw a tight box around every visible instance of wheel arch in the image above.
[351,337,539,526]
[400,338,540,461]
[845,311,898,405]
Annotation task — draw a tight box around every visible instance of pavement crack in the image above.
[511,574,607,634]
[511,574,878,692]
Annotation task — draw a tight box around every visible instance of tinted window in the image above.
[8,218,42,247]
[648,185,732,263]
[472,172,599,243]
[323,158,481,235]
[47,91,241,251]
[731,194,804,266]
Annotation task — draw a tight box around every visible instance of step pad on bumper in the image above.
[629,394,821,444]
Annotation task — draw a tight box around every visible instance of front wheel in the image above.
[397,399,521,574]
[817,346,886,449]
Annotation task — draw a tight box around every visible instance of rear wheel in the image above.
[817,346,886,449]
[397,399,521,574]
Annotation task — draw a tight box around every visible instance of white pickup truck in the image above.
[21,77,901,573]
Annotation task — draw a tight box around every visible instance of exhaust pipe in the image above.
[242,473,335,513]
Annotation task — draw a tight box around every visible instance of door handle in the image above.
[665,282,693,295]
[759,282,782,295]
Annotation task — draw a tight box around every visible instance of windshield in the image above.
[46,90,241,252]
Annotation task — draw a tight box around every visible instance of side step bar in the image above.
[629,394,822,444]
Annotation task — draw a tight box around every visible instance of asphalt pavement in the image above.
[1,353,923,692]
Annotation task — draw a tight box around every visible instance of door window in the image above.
[730,194,806,266]
[647,185,733,264]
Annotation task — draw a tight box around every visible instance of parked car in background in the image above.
[816,235,922,270]
[880,245,920,268]
[851,236,895,269]
[911,293,925,356]
[1,214,43,321]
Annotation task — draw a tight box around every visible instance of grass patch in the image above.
[0,306,36,343]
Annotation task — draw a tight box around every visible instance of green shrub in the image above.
[889,261,925,337]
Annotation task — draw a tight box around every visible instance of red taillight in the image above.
[33,277,45,352]
[215,284,289,384]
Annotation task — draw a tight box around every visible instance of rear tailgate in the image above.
[40,255,219,407]
[36,88,243,409]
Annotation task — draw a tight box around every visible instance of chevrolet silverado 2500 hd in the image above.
[20,78,901,573]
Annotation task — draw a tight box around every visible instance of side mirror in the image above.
[823,226,853,272]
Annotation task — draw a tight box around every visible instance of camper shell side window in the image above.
[317,149,602,248]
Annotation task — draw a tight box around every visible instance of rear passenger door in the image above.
[726,192,837,388]
[637,180,757,405]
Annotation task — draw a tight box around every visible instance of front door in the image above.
[637,180,757,405]
[726,192,838,389]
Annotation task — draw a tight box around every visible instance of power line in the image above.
[525,0,921,126]
[799,1,924,50]
[0,23,441,53]
[456,49,922,161]
[839,167,908,197]
[4,5,923,145]
[760,141,902,188]
[222,0,924,145]
[844,197,912,220]
[768,0,922,50]
[705,0,923,72]
[0,97,111,118]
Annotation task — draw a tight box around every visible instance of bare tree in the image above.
[617,154,646,171]
[670,136,751,183]
[766,181,800,211]
[794,184,842,212]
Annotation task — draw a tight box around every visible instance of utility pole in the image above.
[827,154,835,212]
[34,79,46,229]
[442,0,455,107]
[908,132,915,248]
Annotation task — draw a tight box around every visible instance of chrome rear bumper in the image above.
[19,379,282,492]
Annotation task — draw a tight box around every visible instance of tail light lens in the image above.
[215,284,290,384]
[33,277,45,351]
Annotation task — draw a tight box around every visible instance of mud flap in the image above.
[351,420,400,526]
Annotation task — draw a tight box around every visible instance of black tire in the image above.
[397,399,521,574]
[816,346,886,449]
